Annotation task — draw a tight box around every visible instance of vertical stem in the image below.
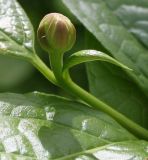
[49,51,63,82]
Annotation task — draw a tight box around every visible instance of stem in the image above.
[61,78,148,140]
[30,54,58,85]
[49,51,63,81]
[31,54,148,140]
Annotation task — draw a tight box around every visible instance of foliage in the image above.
[0,0,147,159]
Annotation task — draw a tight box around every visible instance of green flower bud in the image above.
[37,13,76,53]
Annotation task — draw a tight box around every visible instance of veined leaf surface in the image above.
[104,0,148,48]
[0,92,147,159]
[62,0,148,97]
[85,32,148,128]
[0,0,35,58]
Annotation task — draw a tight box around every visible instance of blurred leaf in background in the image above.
[0,55,34,92]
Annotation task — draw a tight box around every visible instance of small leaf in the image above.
[0,0,35,59]
[63,50,131,72]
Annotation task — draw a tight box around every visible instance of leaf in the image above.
[60,141,148,159]
[62,0,148,97]
[84,32,148,129]
[87,61,148,129]
[103,0,148,48]
[0,0,56,85]
[0,92,147,159]
[0,0,35,59]
[63,50,131,72]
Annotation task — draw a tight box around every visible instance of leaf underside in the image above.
[0,92,147,159]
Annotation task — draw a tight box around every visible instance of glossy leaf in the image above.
[104,0,148,48]
[0,92,147,159]
[0,0,56,85]
[0,0,35,59]
[62,0,148,97]
[63,50,131,72]
[62,141,148,160]
[85,32,148,128]
[87,62,148,128]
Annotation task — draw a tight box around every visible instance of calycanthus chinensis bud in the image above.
[37,13,76,53]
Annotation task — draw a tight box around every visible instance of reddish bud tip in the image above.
[37,13,76,53]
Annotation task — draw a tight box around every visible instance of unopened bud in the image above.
[37,13,76,53]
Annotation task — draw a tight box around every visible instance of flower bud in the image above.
[37,13,76,53]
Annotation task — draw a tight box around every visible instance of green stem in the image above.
[61,77,148,140]
[49,51,63,83]
[32,54,148,140]
[30,54,58,85]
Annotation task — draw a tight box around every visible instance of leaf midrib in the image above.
[0,151,35,159]
[0,130,138,160]
[0,113,138,159]
[0,115,111,159]
[0,29,32,56]
[0,114,110,144]
[0,0,34,55]
[53,140,138,160]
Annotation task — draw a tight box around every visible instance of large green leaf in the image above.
[0,0,35,59]
[62,0,148,97]
[63,49,148,128]
[87,61,148,128]
[0,92,147,159]
[59,141,148,160]
[104,0,148,48]
[84,33,148,129]
[0,0,56,85]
